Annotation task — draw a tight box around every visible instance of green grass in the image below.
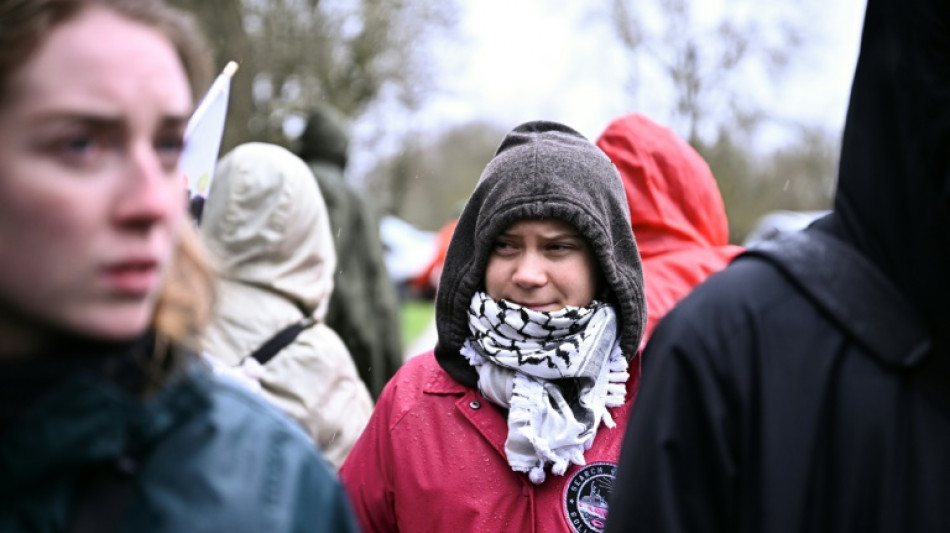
[400,299,436,349]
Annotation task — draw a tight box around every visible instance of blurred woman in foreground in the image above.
[0,1,358,530]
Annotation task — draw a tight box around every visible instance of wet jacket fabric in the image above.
[0,338,360,532]
[341,351,634,533]
[341,121,646,533]
[606,1,950,532]
[201,143,372,469]
[595,113,743,343]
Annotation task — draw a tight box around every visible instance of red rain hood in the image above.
[596,113,743,341]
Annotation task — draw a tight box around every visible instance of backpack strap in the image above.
[742,229,929,369]
[248,317,316,365]
[68,456,138,533]
[741,230,950,413]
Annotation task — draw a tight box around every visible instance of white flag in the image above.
[181,61,238,199]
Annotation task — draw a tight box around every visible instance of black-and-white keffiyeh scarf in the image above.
[461,291,629,484]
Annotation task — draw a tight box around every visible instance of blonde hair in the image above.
[153,223,216,353]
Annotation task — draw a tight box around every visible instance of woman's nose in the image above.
[512,252,547,287]
[114,145,183,227]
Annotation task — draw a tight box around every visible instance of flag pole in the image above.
[223,60,239,79]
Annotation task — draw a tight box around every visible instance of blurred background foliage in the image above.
[173,0,838,244]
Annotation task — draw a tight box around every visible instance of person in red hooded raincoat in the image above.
[595,112,743,347]
[340,116,738,533]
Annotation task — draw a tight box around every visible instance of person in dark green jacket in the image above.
[0,1,360,531]
[296,105,403,398]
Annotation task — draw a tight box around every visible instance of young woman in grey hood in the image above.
[340,121,647,533]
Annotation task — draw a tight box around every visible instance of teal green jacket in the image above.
[0,355,360,532]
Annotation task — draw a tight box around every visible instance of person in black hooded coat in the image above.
[605,0,950,531]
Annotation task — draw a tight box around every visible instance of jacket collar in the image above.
[423,361,470,395]
[0,335,151,435]
[0,359,210,496]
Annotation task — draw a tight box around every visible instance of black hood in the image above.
[296,104,350,169]
[823,0,950,326]
[434,121,646,388]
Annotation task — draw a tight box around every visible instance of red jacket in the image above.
[340,351,639,533]
[596,113,743,343]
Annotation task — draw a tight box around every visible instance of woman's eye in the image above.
[65,137,92,152]
[54,134,106,168]
[156,134,185,171]
[547,242,575,253]
[492,240,517,255]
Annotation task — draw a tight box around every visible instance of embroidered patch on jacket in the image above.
[563,462,616,533]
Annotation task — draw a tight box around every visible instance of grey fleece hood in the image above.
[434,121,647,389]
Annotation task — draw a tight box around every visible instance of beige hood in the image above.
[201,142,335,321]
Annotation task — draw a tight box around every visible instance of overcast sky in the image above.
[350,0,868,179]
